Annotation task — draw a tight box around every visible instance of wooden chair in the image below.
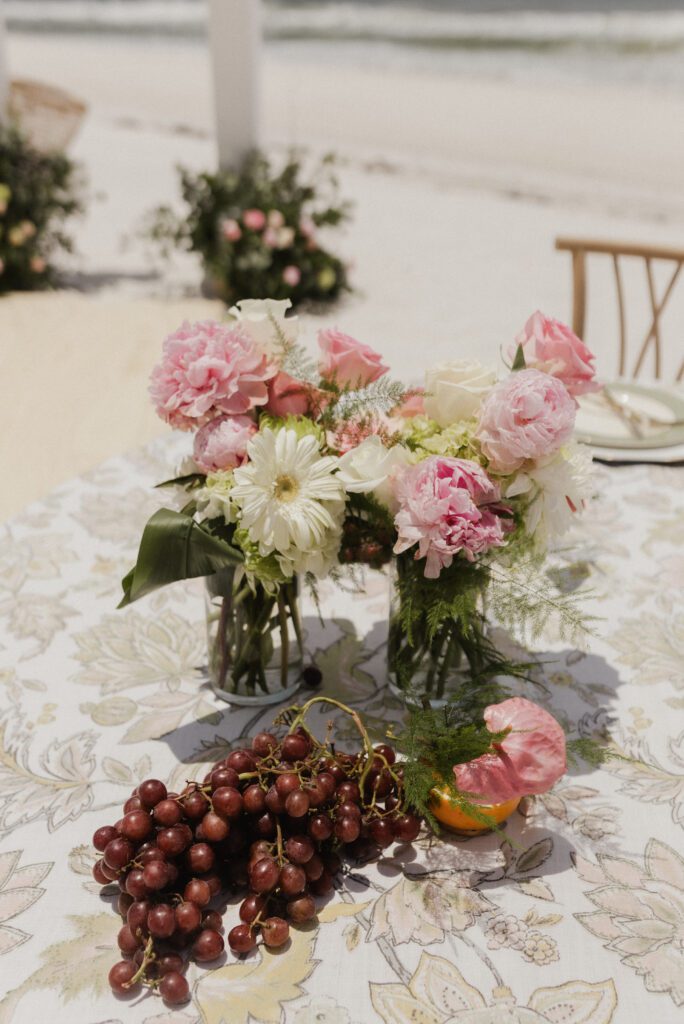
[555,237,684,381]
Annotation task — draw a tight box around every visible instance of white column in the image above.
[0,1,9,123]
[207,0,261,170]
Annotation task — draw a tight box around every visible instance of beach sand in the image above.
[2,32,684,519]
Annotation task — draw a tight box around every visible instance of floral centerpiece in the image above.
[122,301,597,706]
[147,151,350,307]
[0,123,84,293]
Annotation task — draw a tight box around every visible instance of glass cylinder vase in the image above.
[205,568,304,706]
[387,558,488,708]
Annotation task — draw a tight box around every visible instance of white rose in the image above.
[424,359,497,427]
[228,298,298,357]
[337,436,411,513]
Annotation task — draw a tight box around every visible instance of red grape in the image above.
[243,784,267,814]
[285,790,310,818]
[148,903,176,938]
[210,767,240,790]
[303,853,324,882]
[250,857,279,893]
[251,732,278,757]
[123,796,143,814]
[203,909,223,932]
[393,813,421,842]
[184,879,212,907]
[275,773,301,797]
[186,843,215,874]
[137,779,167,808]
[212,786,243,819]
[109,959,139,994]
[239,894,267,924]
[226,749,257,774]
[192,928,225,962]
[286,895,316,923]
[157,953,184,976]
[92,860,110,885]
[279,863,306,897]
[228,923,256,953]
[281,734,310,762]
[127,900,150,936]
[142,860,169,891]
[154,799,182,826]
[93,825,118,852]
[157,827,189,857]
[335,816,361,843]
[285,835,314,864]
[308,814,333,841]
[104,838,134,871]
[117,924,140,955]
[175,901,202,934]
[159,971,190,1005]
[262,916,289,947]
[201,811,230,842]
[182,790,209,820]
[125,869,149,900]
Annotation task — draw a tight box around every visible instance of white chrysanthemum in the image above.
[505,442,594,550]
[231,427,345,576]
[195,470,237,524]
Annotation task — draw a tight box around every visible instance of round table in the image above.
[1,437,682,1023]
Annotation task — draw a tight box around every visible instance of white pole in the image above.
[207,0,261,170]
[0,1,9,123]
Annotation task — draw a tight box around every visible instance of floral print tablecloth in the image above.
[1,436,683,1024]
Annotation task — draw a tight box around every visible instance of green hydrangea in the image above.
[234,528,289,593]
[400,416,482,461]
[259,414,325,446]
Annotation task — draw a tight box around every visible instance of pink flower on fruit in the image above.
[393,456,511,578]
[242,208,266,231]
[267,371,310,417]
[221,218,242,242]
[282,265,301,288]
[149,320,274,430]
[513,311,600,398]
[476,368,576,474]
[193,414,256,472]
[318,328,388,388]
[453,697,567,803]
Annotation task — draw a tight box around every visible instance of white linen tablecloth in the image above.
[0,437,683,1024]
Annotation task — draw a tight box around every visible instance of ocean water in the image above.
[6,0,684,90]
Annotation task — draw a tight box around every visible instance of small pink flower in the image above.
[30,256,46,274]
[513,311,600,398]
[329,414,392,454]
[282,265,301,288]
[262,227,279,248]
[299,216,316,239]
[193,414,256,472]
[221,218,242,242]
[149,320,274,431]
[242,208,266,231]
[453,697,566,803]
[391,389,425,419]
[393,456,511,578]
[318,328,388,388]
[476,369,576,474]
[267,371,310,417]
[267,209,285,229]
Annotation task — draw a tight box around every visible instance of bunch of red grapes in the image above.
[91,725,421,1007]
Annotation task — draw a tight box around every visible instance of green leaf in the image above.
[512,343,527,371]
[155,472,206,489]
[119,508,244,607]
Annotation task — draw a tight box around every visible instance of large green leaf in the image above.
[119,508,244,607]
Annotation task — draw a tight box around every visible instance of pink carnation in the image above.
[318,328,388,388]
[513,311,600,398]
[476,368,576,474]
[453,697,567,803]
[242,208,266,231]
[149,320,274,431]
[393,456,511,579]
[193,414,256,473]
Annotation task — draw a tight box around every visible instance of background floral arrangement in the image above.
[0,122,84,293]
[147,151,351,307]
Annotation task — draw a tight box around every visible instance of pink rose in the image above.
[393,456,511,578]
[391,389,425,419]
[513,311,600,398]
[149,320,274,430]
[193,414,256,472]
[453,697,567,803]
[242,208,266,231]
[221,218,242,242]
[476,368,576,474]
[318,328,388,388]
[282,265,301,288]
[267,371,310,417]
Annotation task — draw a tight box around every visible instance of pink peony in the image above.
[267,371,310,417]
[318,328,389,388]
[282,265,302,288]
[476,368,576,474]
[453,697,567,803]
[193,414,256,472]
[393,456,511,578]
[149,320,274,431]
[513,311,600,398]
[242,208,266,231]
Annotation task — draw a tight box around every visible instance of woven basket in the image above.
[8,78,87,152]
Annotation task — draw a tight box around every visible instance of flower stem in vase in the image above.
[277,591,290,689]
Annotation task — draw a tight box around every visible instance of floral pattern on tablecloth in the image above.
[0,440,682,1023]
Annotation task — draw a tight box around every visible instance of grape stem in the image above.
[125,935,155,989]
[285,696,377,790]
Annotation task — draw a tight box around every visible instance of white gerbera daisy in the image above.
[231,427,345,576]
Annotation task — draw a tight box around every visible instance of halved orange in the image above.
[430,784,520,836]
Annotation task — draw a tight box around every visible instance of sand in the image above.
[2,32,684,520]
